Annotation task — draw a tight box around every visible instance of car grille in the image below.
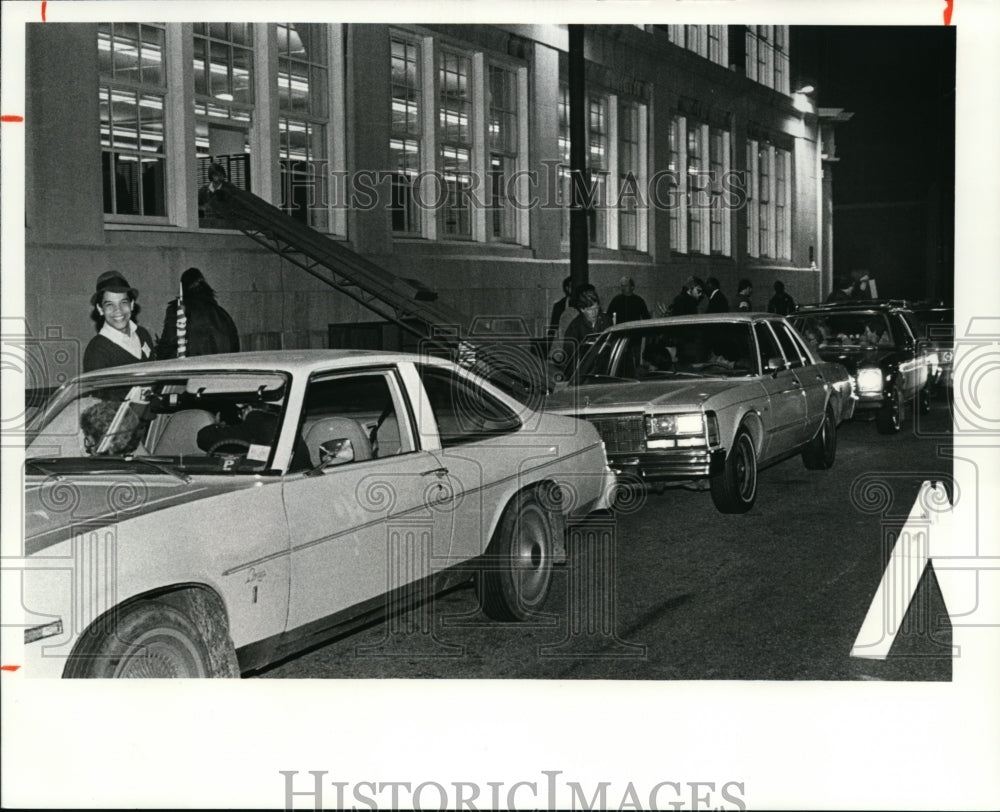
[582,413,645,453]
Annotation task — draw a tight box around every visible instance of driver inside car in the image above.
[196,403,279,455]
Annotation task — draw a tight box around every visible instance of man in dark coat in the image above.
[83,271,156,372]
[158,267,241,358]
[705,277,730,313]
[607,276,651,325]
[768,280,796,316]
[669,276,704,316]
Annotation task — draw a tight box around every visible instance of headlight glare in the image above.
[856,367,884,393]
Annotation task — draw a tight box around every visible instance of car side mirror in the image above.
[766,356,786,375]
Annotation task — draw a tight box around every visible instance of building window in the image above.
[686,122,705,254]
[745,139,759,258]
[587,94,609,246]
[707,26,726,65]
[758,144,771,258]
[558,86,610,247]
[618,101,642,251]
[98,23,168,219]
[709,128,730,255]
[557,84,571,240]
[193,23,254,213]
[438,49,474,239]
[665,25,727,67]
[775,148,790,259]
[390,35,422,235]
[746,140,791,259]
[277,24,330,232]
[745,25,790,94]
[668,115,730,257]
[668,115,683,252]
[773,27,788,96]
[486,64,519,243]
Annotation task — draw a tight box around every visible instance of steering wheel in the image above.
[207,437,252,457]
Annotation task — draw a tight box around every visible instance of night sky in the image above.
[790,26,956,204]
[790,26,956,301]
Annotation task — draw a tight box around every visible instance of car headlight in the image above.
[856,367,884,394]
[942,350,953,363]
[645,413,706,449]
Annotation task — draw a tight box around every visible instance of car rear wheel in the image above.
[66,600,238,678]
[710,429,757,513]
[876,391,902,434]
[479,490,554,621]
[802,408,837,470]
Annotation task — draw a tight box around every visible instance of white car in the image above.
[20,351,614,677]
[545,313,856,513]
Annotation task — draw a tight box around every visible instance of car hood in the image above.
[545,378,748,413]
[24,474,264,554]
[813,346,897,374]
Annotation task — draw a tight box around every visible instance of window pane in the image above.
[110,88,139,150]
[138,94,165,153]
[139,25,165,86]
[390,138,420,234]
[231,46,253,104]
[98,24,113,75]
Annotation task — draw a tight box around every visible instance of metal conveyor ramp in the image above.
[207,182,545,404]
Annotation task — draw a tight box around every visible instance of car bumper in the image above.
[854,392,889,413]
[607,448,726,482]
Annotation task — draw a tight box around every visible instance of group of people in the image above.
[83,267,240,373]
[667,276,796,317]
[545,274,805,380]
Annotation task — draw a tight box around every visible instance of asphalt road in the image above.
[256,396,954,681]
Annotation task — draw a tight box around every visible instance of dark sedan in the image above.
[902,304,954,391]
[789,302,934,433]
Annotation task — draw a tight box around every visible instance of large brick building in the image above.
[24,22,848,385]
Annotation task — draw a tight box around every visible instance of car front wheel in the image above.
[479,490,554,621]
[802,408,837,470]
[710,429,758,513]
[66,600,239,678]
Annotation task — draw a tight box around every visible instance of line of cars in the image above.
[16,299,948,678]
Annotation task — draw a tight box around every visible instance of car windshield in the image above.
[790,311,898,350]
[26,371,290,475]
[574,322,758,383]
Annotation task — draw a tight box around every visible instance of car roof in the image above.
[605,312,780,332]
[75,349,457,380]
[794,300,910,314]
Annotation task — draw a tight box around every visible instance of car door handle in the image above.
[422,467,449,478]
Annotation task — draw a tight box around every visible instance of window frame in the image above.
[98,22,170,223]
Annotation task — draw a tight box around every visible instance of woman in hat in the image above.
[82,271,156,372]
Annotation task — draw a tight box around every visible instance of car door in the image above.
[774,320,828,438]
[281,366,455,632]
[752,320,808,459]
[889,311,928,399]
[409,363,528,565]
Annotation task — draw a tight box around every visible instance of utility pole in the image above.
[568,25,589,293]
